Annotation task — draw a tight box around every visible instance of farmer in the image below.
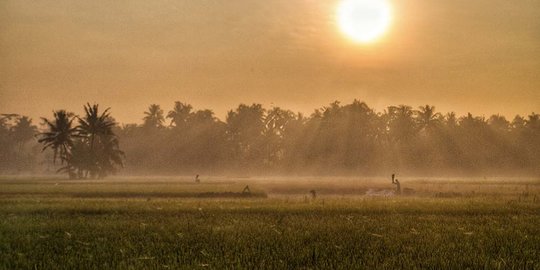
[391,173,401,194]
[393,179,401,194]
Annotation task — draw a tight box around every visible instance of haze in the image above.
[1,0,539,123]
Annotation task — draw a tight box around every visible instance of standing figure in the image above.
[195,174,200,183]
[393,179,401,194]
[391,173,401,194]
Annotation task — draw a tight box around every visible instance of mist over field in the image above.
[1,0,539,268]
[1,101,540,177]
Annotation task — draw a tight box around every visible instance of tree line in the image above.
[1,100,539,176]
[121,100,539,175]
[1,104,123,178]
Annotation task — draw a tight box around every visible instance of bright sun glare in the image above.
[337,0,392,44]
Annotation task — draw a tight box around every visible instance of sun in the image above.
[337,0,393,44]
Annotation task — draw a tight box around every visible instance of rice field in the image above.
[0,176,539,269]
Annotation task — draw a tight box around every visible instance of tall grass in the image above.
[0,177,538,269]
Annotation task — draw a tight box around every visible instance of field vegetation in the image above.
[1,176,538,269]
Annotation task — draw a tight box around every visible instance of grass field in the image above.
[0,176,539,269]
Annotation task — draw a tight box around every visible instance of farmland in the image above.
[0,176,539,269]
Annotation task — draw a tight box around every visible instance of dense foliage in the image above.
[0,114,38,173]
[38,104,124,179]
[1,100,539,175]
[119,101,540,175]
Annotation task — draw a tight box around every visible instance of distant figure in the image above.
[310,189,317,199]
[391,174,401,194]
[242,185,251,194]
[393,179,401,194]
[195,174,200,183]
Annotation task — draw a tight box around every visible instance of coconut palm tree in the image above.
[38,110,77,164]
[415,105,442,132]
[12,116,37,152]
[39,104,124,179]
[0,115,17,165]
[445,112,458,128]
[78,103,116,150]
[77,103,122,178]
[143,104,165,129]
[167,101,193,128]
[94,134,124,178]
[57,139,91,179]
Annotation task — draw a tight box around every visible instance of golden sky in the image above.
[1,0,539,123]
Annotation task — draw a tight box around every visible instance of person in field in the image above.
[392,173,401,195]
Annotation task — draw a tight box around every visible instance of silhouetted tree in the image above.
[263,107,296,166]
[38,110,77,164]
[0,114,41,172]
[415,105,442,133]
[488,115,510,132]
[226,104,266,167]
[167,101,192,128]
[77,103,123,178]
[388,105,417,138]
[38,105,123,179]
[143,104,165,129]
[521,113,540,170]
[445,112,458,128]
[24,100,540,176]
[12,116,37,151]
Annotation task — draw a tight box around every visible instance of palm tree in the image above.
[415,105,442,132]
[0,115,18,164]
[445,112,458,128]
[12,116,37,152]
[38,110,77,164]
[189,110,216,125]
[143,104,165,129]
[78,103,115,150]
[77,103,122,178]
[94,135,124,178]
[58,139,91,179]
[167,101,192,128]
[459,113,486,130]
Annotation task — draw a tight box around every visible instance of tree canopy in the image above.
[1,100,539,176]
[37,104,124,179]
[116,100,540,175]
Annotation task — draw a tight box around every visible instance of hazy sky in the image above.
[1,0,539,124]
